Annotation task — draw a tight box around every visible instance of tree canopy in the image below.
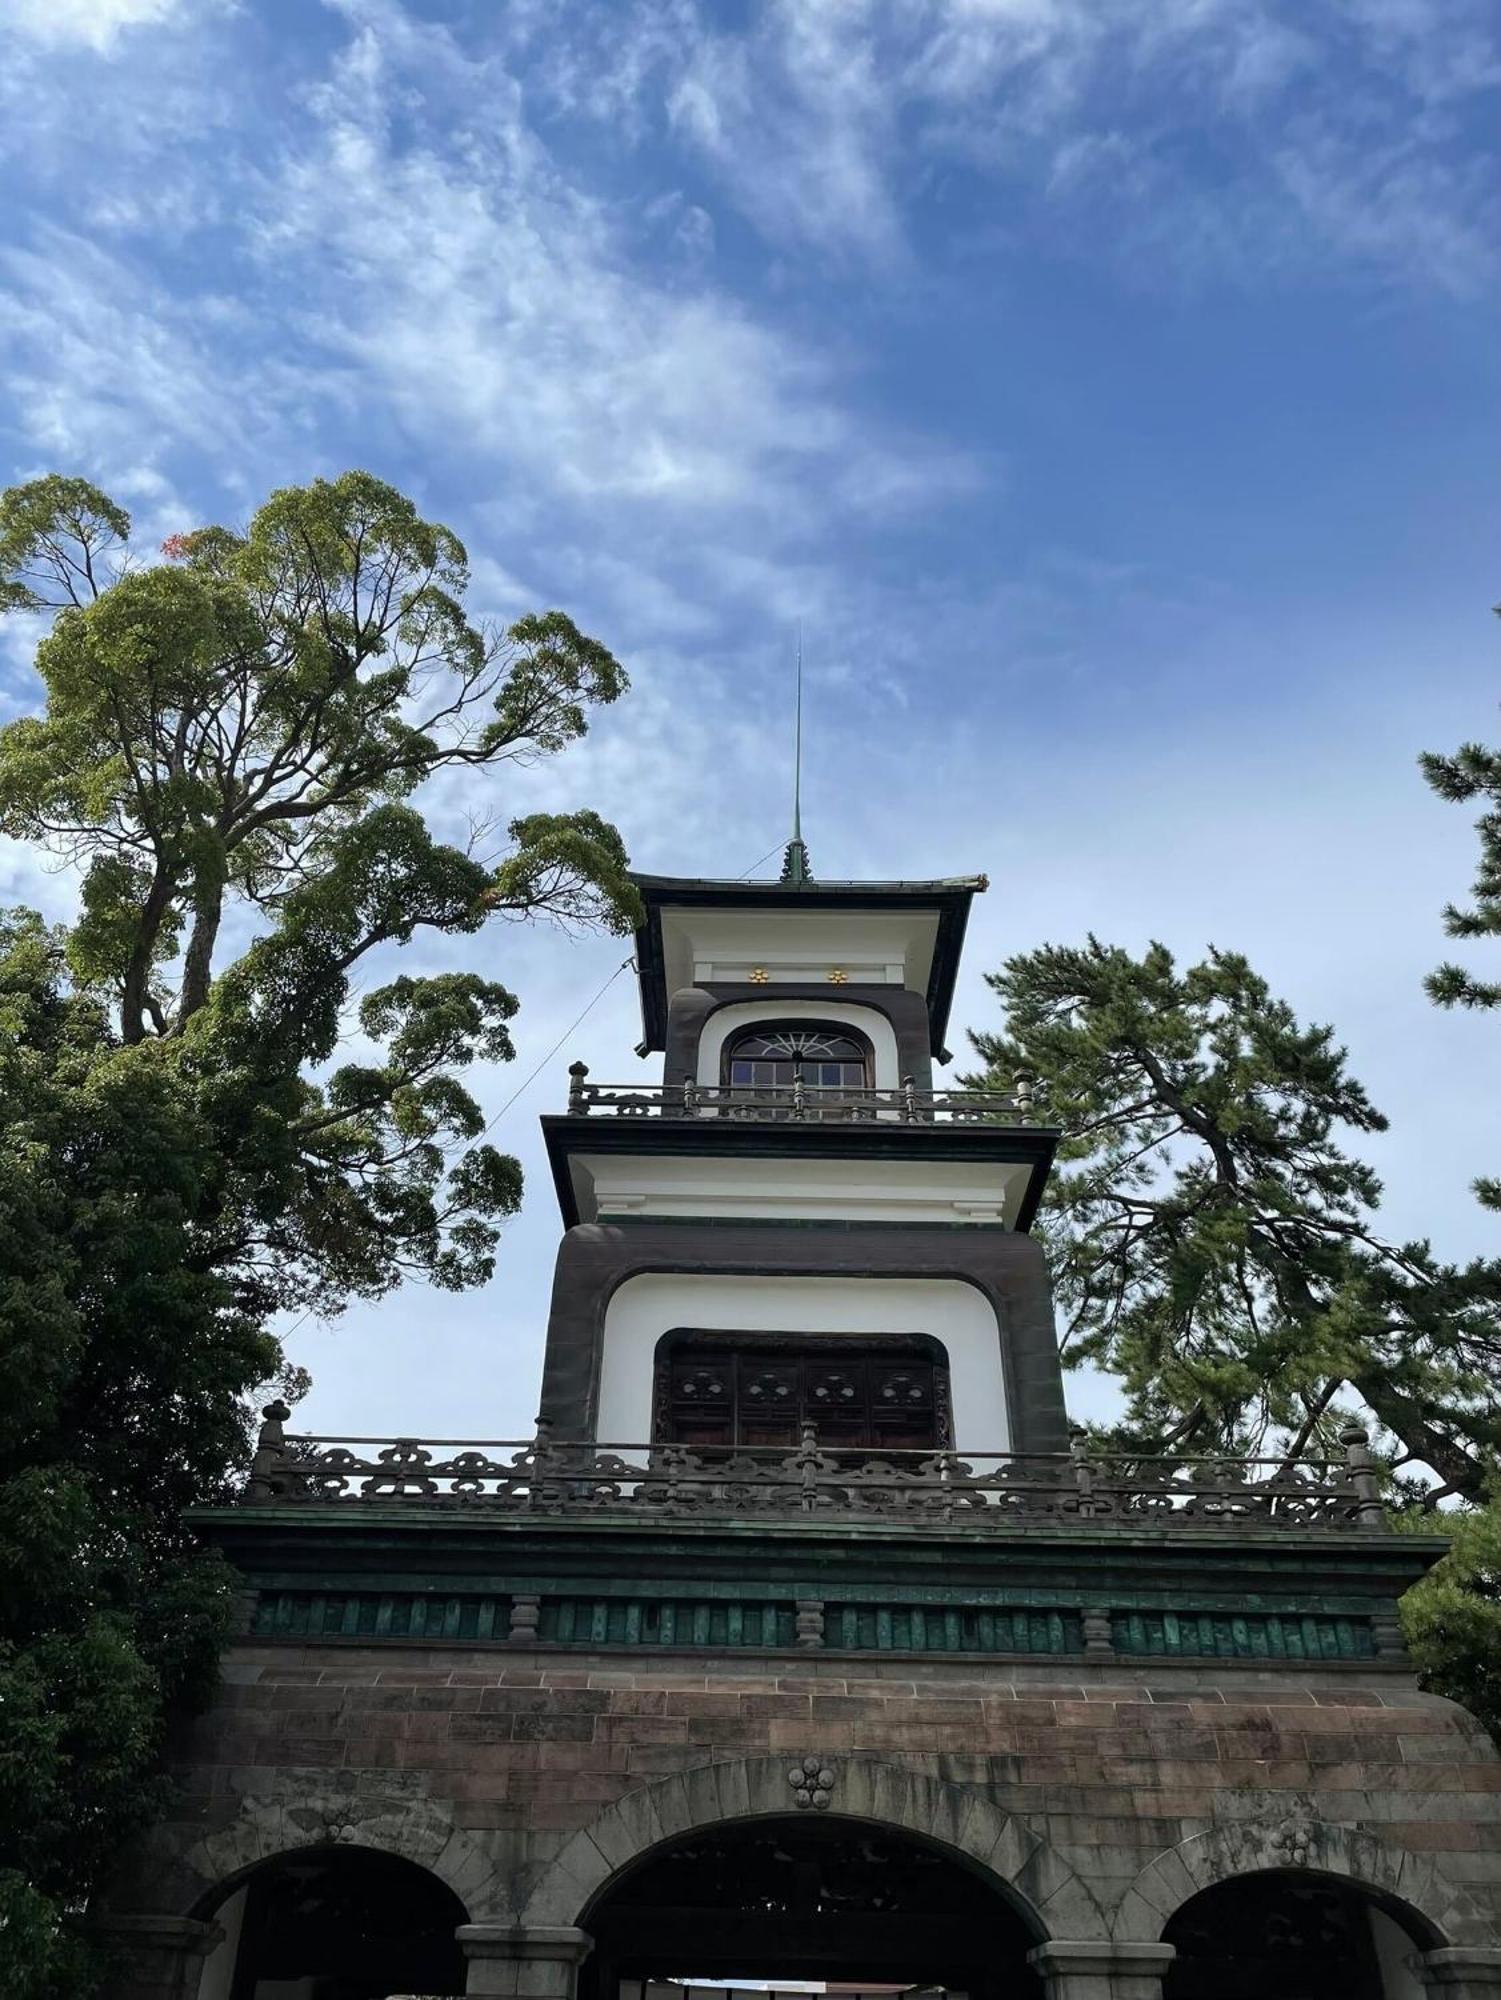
[0,471,639,1995]
[967,938,1501,1504]
[1421,677,1501,1208]
[1399,1486,1501,1742]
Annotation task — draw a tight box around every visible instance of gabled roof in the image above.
[629,870,987,1059]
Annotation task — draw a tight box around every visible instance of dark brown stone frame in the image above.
[664,985,941,1092]
[630,874,980,1059]
[535,1220,1070,1455]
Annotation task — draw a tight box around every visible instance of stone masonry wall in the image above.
[116,1640,1501,1944]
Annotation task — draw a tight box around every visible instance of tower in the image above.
[96,852,1501,2000]
[538,858,1063,1463]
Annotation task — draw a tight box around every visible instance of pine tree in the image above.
[1421,661,1501,1208]
[967,938,1501,1502]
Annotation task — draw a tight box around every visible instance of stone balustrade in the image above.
[245,1409,1388,1532]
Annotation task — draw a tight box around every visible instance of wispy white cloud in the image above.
[528,0,1499,292]
[0,0,977,556]
[7,0,183,52]
[258,3,974,524]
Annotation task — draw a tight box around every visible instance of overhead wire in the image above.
[477,952,635,1139]
[736,842,783,880]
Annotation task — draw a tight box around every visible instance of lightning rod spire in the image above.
[780,621,812,886]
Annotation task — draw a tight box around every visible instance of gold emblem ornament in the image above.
[748,967,771,984]
[826,968,848,984]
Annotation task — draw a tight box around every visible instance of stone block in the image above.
[512,1715,598,1744]
[625,1745,700,1775]
[598,1715,689,1744]
[662,1691,744,1718]
[605,1690,670,1715]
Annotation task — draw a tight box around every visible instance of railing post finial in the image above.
[567,1062,590,1115]
[1014,1068,1036,1120]
[1338,1423,1385,1530]
[1068,1427,1098,1514]
[247,1399,292,1502]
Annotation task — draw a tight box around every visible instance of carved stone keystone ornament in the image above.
[788,1755,836,1809]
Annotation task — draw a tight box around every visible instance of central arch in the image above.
[581,1811,1042,2000]
[522,1755,1105,1944]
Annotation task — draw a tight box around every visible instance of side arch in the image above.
[521,1753,1106,1942]
[106,1787,499,1924]
[1112,1818,1496,1949]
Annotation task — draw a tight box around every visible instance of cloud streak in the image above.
[523,0,1500,292]
[0,0,1497,1441]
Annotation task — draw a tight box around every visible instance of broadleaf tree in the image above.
[0,471,641,1995]
[967,939,1501,1501]
[1398,1487,1501,1742]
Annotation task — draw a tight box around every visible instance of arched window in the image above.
[724,1021,872,1092]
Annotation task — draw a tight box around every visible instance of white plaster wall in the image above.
[575,1152,1024,1226]
[660,908,939,996]
[696,1000,901,1090]
[595,1272,1010,1453]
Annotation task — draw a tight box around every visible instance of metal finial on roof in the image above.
[780,621,812,886]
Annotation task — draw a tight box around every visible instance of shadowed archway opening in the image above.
[580,1814,1043,2000]
[191,1844,468,2000]
[1163,1868,1440,2000]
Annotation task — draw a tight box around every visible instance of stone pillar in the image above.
[1416,1948,1501,2000]
[92,1915,222,2000]
[457,1923,593,2000]
[1027,1941,1176,2000]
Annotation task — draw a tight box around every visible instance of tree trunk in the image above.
[1354,1371,1486,1505]
[178,868,225,1026]
[121,868,175,1044]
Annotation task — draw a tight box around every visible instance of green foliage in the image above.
[0,473,639,1995]
[968,938,1501,1499]
[0,468,636,1040]
[1399,1491,1501,1741]
[0,475,128,613]
[1421,708,1501,1209]
[0,914,255,1995]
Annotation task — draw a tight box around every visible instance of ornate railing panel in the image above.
[245,1411,1387,1531]
[563,1065,1043,1126]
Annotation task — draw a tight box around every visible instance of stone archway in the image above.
[108,1785,499,1930]
[521,1753,1106,1943]
[1112,1817,1496,1951]
[192,1843,470,2000]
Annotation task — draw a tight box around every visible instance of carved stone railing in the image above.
[563,1065,1043,1125]
[244,1410,1387,1531]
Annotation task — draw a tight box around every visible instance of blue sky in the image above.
[2,0,1499,1439]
